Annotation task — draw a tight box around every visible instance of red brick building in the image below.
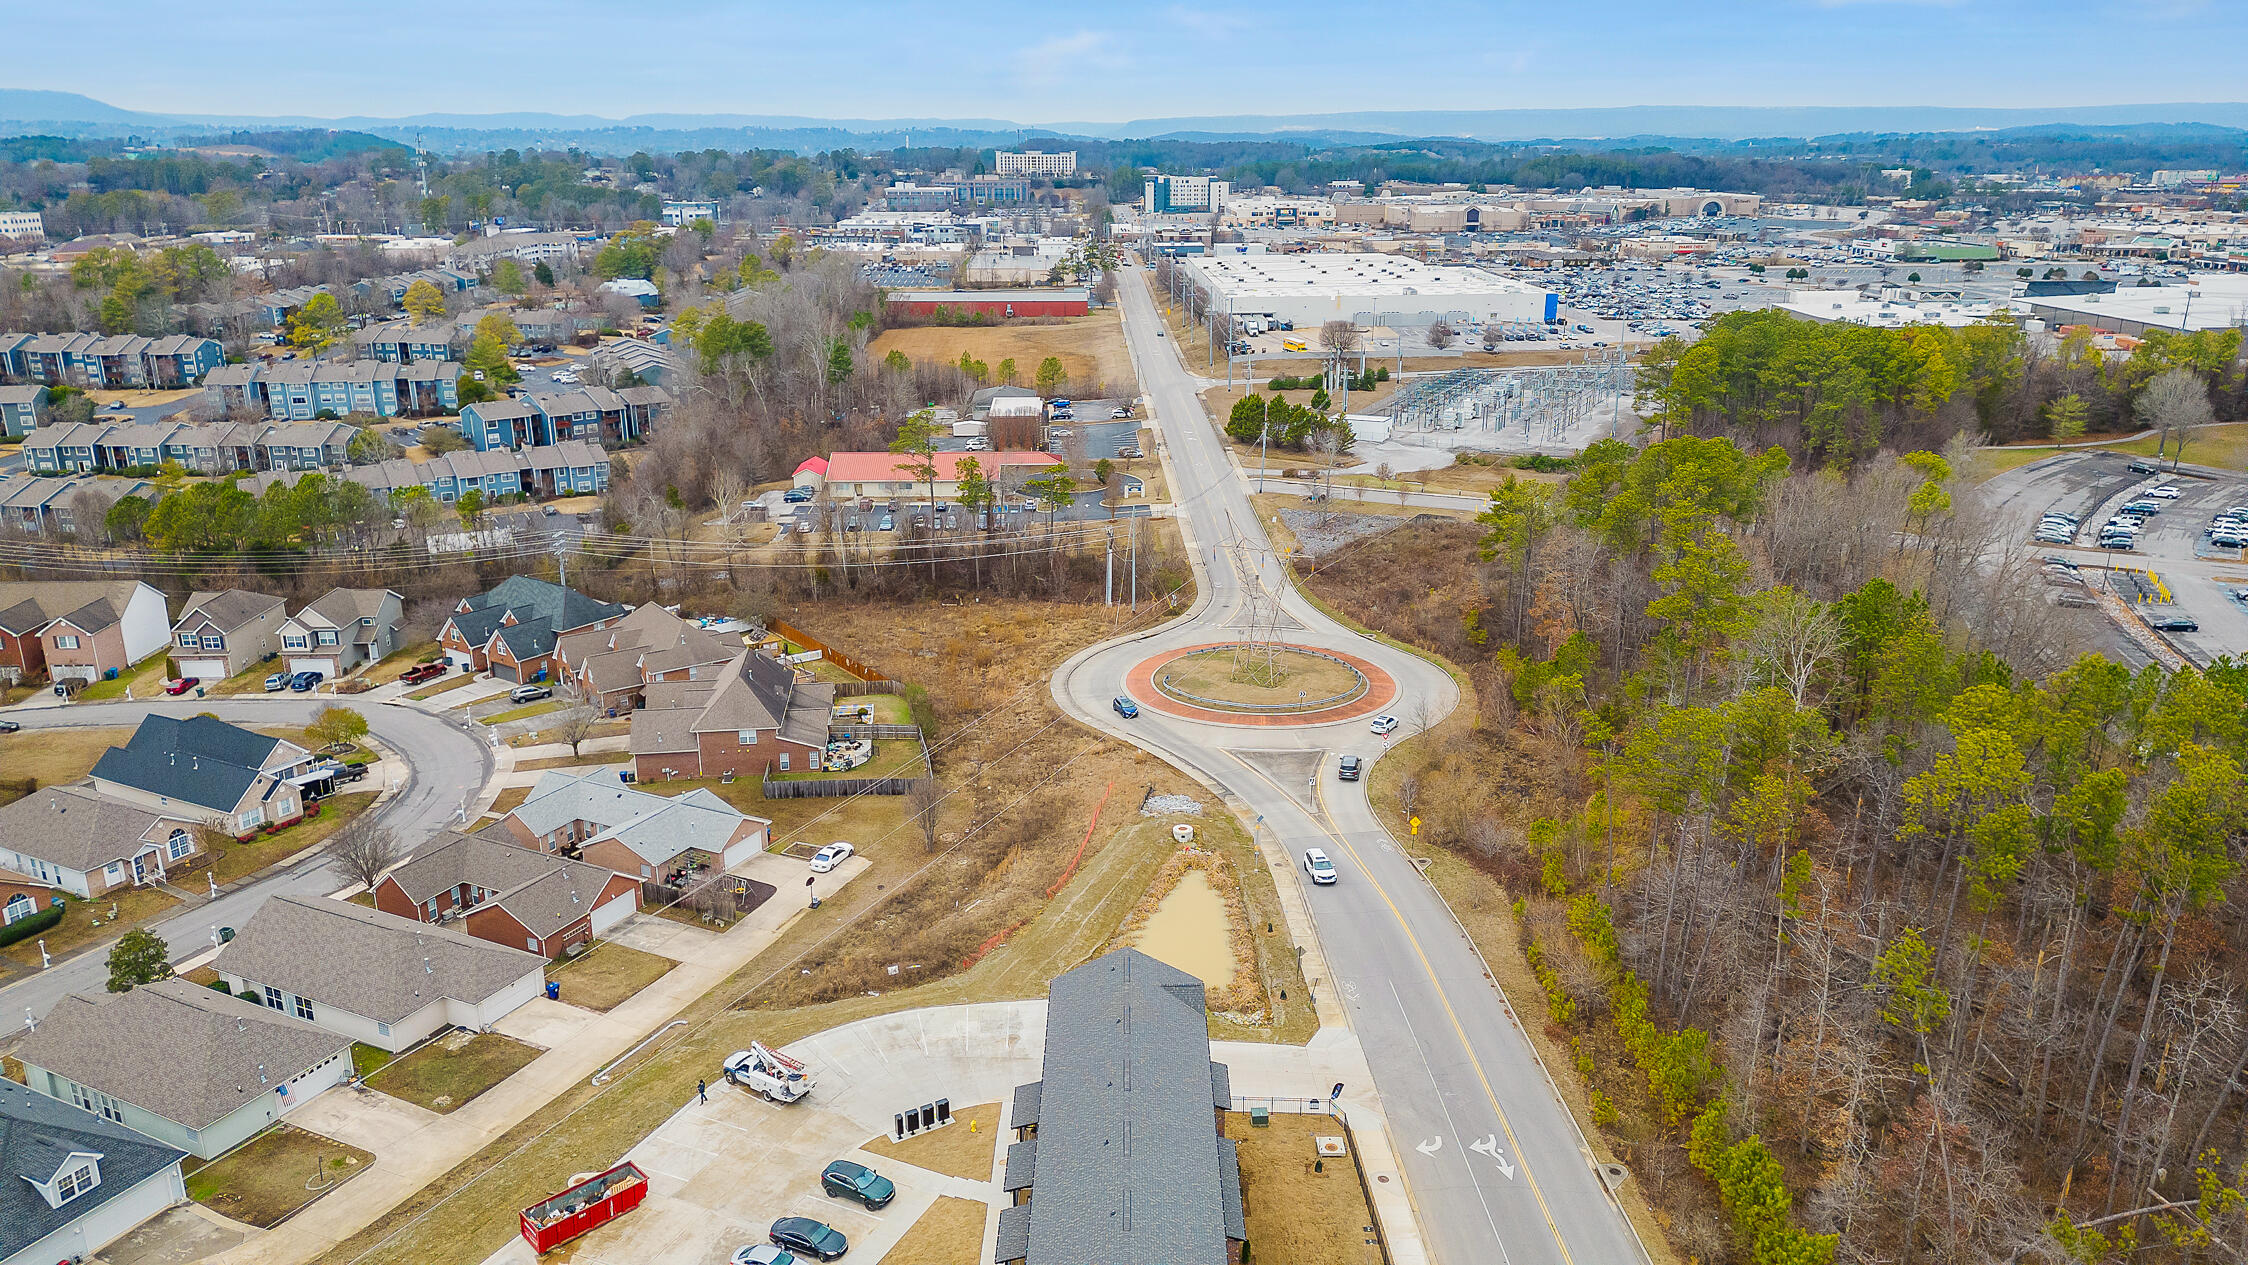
[628,650,835,782]
[372,831,639,958]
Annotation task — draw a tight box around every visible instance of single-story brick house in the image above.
[373,831,639,958]
[437,575,626,683]
[492,768,769,882]
[553,601,738,714]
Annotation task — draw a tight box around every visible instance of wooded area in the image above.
[1310,427,2248,1263]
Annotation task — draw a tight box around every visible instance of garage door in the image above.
[178,658,228,680]
[287,657,334,676]
[591,889,636,935]
[491,663,521,683]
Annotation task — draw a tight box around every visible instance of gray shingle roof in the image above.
[382,832,629,939]
[0,785,184,876]
[448,576,624,663]
[1019,948,1240,1264]
[1002,1139,1036,1192]
[0,1078,184,1260]
[176,589,284,635]
[215,895,546,1024]
[16,979,348,1132]
[0,581,150,637]
[1010,1080,1040,1131]
[508,769,759,867]
[994,1204,1032,1265]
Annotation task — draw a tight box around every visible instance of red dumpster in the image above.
[519,1162,648,1253]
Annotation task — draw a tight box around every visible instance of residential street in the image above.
[0,698,490,1024]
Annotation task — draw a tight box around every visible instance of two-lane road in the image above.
[0,698,489,1023]
[1052,266,1648,1265]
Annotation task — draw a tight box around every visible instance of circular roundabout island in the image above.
[1125,641,1398,726]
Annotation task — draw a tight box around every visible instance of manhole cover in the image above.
[1601,1163,1631,1188]
[1376,1174,1390,1183]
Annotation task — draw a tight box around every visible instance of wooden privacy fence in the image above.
[833,680,906,698]
[770,620,888,682]
[763,774,934,798]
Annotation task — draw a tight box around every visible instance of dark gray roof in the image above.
[0,1077,184,1259]
[1217,1138,1246,1241]
[1210,1061,1231,1108]
[16,979,348,1131]
[92,744,258,815]
[994,1204,1032,1265]
[449,576,623,662]
[1010,1081,1040,1130]
[1022,948,1239,1264]
[1002,1139,1036,1192]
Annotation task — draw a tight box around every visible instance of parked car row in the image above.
[2206,503,2248,549]
[262,670,327,692]
[725,1157,895,1262]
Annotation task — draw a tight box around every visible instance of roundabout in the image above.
[1124,640,1398,727]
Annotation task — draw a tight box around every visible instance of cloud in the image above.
[1165,5,1250,36]
[1016,29,1131,87]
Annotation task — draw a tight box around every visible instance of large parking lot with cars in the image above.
[1988,450,2248,666]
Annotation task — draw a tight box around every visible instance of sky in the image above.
[7,0,2246,124]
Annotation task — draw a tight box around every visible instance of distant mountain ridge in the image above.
[3,89,2246,154]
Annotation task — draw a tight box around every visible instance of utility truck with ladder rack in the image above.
[723,1042,814,1103]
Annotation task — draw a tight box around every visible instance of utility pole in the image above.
[1104,527,1114,607]
[1129,515,1138,614]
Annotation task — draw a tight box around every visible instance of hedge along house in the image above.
[373,831,639,958]
[89,715,317,840]
[490,768,769,883]
[0,786,204,901]
[15,979,352,1161]
[0,1077,188,1265]
[215,895,547,1053]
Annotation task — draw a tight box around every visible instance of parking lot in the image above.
[1987,450,2248,666]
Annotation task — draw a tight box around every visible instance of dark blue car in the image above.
[821,1160,895,1209]
[1112,696,1139,719]
[770,1217,848,1261]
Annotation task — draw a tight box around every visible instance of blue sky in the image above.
[10,0,2245,122]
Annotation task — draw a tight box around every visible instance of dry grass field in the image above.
[868,313,1135,396]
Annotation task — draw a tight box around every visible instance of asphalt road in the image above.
[1050,265,1648,1265]
[0,697,489,1023]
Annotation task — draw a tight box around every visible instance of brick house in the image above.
[491,768,769,882]
[554,601,739,714]
[372,830,638,957]
[0,580,170,686]
[628,650,836,782]
[437,576,626,683]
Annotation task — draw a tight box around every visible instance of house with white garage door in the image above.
[15,978,352,1161]
[277,587,405,679]
[215,895,548,1052]
[169,589,285,682]
[372,830,639,957]
[0,1077,187,1265]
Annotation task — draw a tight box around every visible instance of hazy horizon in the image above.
[9,0,2243,124]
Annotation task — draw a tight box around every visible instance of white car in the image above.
[1302,849,1338,885]
[809,842,854,873]
[732,1247,797,1265]
[2150,485,2182,499]
[1369,714,1398,735]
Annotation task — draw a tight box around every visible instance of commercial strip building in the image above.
[881,288,1088,321]
[999,949,1245,1264]
[1777,288,2015,328]
[1180,251,1558,328]
[2023,273,2248,337]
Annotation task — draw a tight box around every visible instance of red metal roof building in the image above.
[817,450,1062,499]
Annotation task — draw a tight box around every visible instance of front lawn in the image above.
[0,727,135,804]
[0,884,181,970]
[863,1101,999,1180]
[359,642,445,687]
[184,1125,373,1228]
[884,1197,989,1265]
[75,651,171,701]
[366,1030,542,1113]
[479,700,563,726]
[546,944,677,1012]
[208,792,377,886]
[406,674,484,701]
[351,1042,394,1078]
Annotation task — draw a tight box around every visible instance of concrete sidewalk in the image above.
[200,852,870,1265]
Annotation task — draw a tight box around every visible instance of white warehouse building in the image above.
[1182,252,1558,329]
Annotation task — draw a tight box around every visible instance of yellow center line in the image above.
[1292,762,1578,1265]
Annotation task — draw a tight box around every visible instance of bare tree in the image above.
[1426,320,1456,350]
[1319,320,1360,357]
[907,777,944,854]
[331,813,405,892]
[551,701,603,758]
[2138,367,2215,468]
